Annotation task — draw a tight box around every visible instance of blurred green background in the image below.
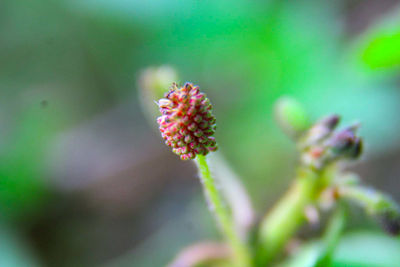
[1,0,400,266]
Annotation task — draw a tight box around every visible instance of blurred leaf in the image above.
[331,232,400,267]
[356,7,400,70]
[281,231,400,267]
[0,224,42,267]
[280,242,322,267]
[362,32,400,69]
[0,100,63,221]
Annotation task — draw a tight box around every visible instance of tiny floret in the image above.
[157,82,218,160]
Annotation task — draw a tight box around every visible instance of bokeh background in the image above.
[1,0,400,266]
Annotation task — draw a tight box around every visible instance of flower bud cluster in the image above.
[157,82,218,160]
[300,115,363,169]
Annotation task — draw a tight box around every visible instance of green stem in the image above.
[316,204,346,267]
[256,167,321,266]
[195,154,252,267]
[339,185,400,216]
[339,184,400,236]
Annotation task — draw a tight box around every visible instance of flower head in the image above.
[157,82,218,160]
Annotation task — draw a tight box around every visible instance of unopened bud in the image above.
[327,125,363,159]
[303,114,340,147]
[348,137,363,159]
[300,117,363,168]
[274,97,311,138]
[329,129,356,153]
[138,66,179,122]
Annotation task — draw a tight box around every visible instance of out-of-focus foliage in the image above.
[0,104,61,222]
[358,7,400,70]
[0,224,41,267]
[0,0,400,266]
[284,232,400,267]
[333,232,400,267]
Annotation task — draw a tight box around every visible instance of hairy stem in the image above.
[256,167,321,266]
[195,154,252,267]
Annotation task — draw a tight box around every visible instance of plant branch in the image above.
[195,154,252,267]
[338,185,399,216]
[315,204,346,267]
[256,167,321,266]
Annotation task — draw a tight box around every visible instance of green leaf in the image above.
[356,7,400,70]
[362,32,400,69]
[331,232,400,267]
[280,242,322,267]
[281,232,400,267]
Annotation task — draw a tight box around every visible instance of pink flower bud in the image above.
[157,82,218,160]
